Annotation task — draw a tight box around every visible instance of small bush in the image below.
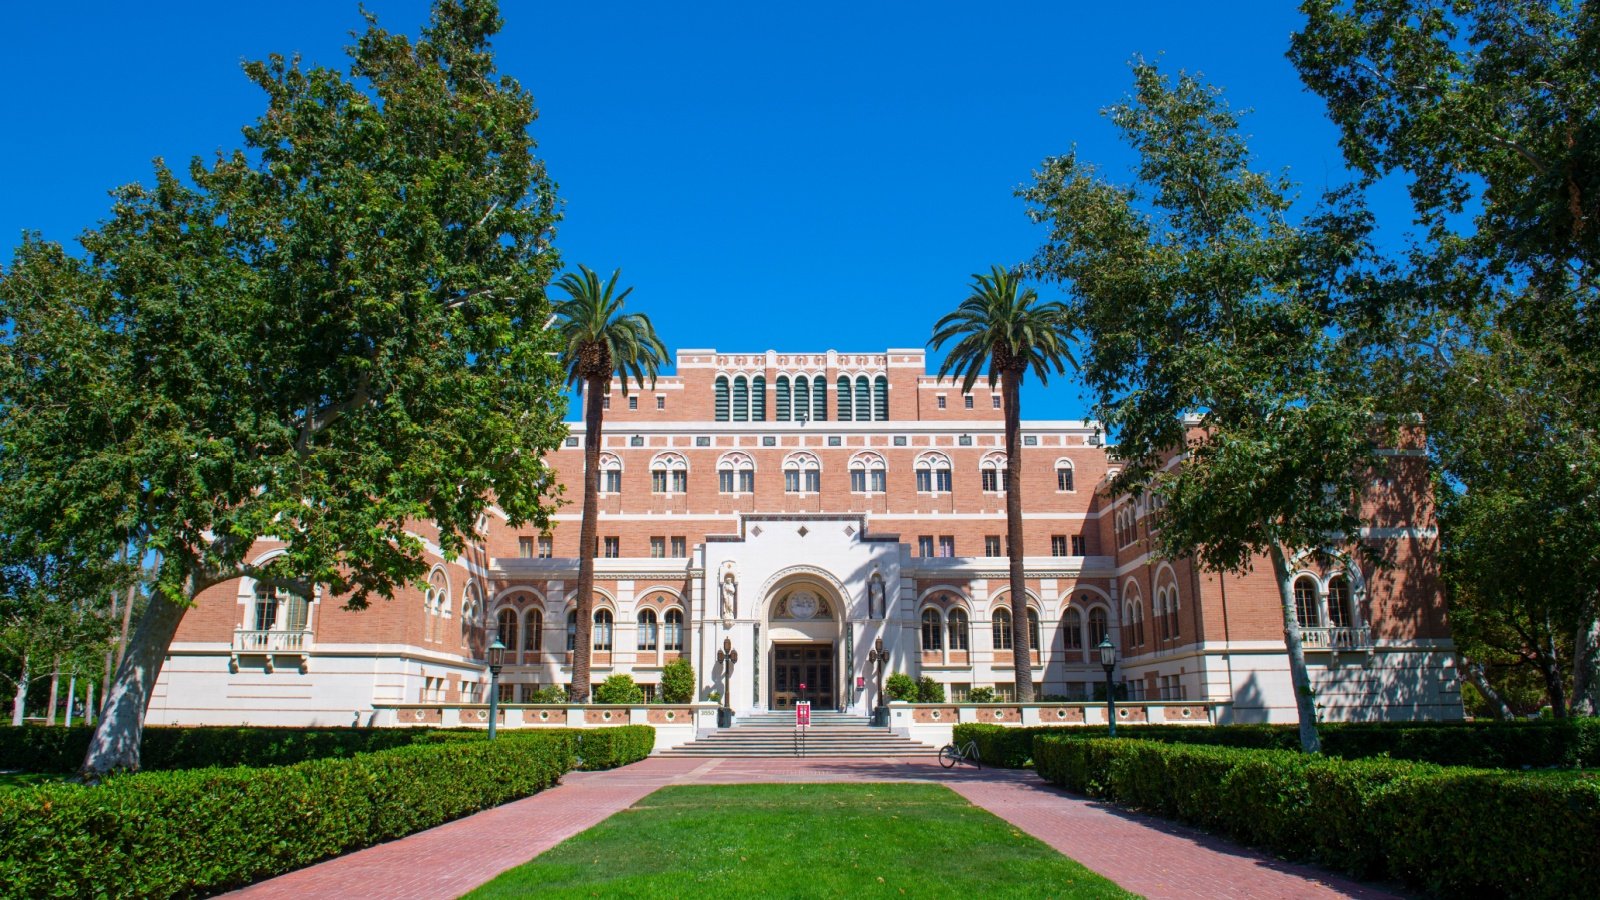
[952,724,1047,769]
[659,658,695,704]
[526,685,570,704]
[917,677,946,703]
[1032,735,1599,899]
[965,687,996,703]
[567,725,655,769]
[885,673,919,702]
[0,730,575,898]
[593,673,645,705]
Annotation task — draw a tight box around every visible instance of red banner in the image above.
[796,701,811,728]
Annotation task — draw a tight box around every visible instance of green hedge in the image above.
[1034,736,1599,899]
[569,725,655,769]
[952,718,1600,769]
[0,725,448,774]
[0,730,577,899]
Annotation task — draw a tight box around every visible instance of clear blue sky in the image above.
[0,2,1403,421]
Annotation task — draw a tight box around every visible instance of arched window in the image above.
[854,374,871,421]
[637,609,659,651]
[496,607,518,658]
[1294,576,1320,628]
[836,375,853,421]
[714,375,730,421]
[732,375,750,422]
[1088,607,1109,646]
[664,608,684,652]
[1327,575,1353,628]
[849,451,887,493]
[776,375,791,421]
[252,583,309,633]
[424,568,449,642]
[650,452,688,494]
[593,609,614,651]
[873,375,888,421]
[566,609,577,651]
[794,375,811,422]
[811,374,827,421]
[921,608,943,651]
[1125,600,1145,647]
[783,452,821,493]
[948,608,970,651]
[524,607,543,653]
[1026,609,1040,651]
[751,375,767,421]
[598,453,623,494]
[1154,590,1170,641]
[461,582,484,648]
[1055,459,1076,492]
[717,452,756,494]
[992,607,1013,650]
[980,452,1009,493]
[1064,608,1083,649]
[915,452,953,493]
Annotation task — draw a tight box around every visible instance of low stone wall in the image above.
[890,701,1226,748]
[370,703,716,751]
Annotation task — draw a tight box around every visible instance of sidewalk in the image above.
[230,756,1403,900]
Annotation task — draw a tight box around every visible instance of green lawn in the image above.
[469,783,1134,899]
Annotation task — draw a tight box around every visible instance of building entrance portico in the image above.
[771,642,835,709]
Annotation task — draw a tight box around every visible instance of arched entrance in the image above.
[764,576,845,711]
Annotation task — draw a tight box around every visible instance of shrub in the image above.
[884,673,919,702]
[593,673,645,705]
[917,677,946,703]
[952,724,1047,769]
[965,686,997,703]
[659,658,695,704]
[0,726,436,774]
[0,730,576,898]
[1032,735,1600,899]
[526,685,570,704]
[567,725,655,769]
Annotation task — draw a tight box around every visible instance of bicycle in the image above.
[938,739,980,768]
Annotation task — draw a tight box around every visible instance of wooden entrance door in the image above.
[771,643,834,709]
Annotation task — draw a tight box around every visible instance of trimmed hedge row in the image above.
[951,718,1600,769]
[1034,736,1599,899]
[0,730,580,899]
[570,725,655,769]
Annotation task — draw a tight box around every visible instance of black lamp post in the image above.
[868,637,890,727]
[1097,635,1117,737]
[487,635,506,741]
[716,637,738,727]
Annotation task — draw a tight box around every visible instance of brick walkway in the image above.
[230,756,1404,899]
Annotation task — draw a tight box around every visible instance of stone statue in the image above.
[720,567,738,627]
[868,574,885,619]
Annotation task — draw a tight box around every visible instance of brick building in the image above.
[151,348,1462,725]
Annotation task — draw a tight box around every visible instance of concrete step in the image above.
[656,715,939,757]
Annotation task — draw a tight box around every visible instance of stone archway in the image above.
[762,572,846,711]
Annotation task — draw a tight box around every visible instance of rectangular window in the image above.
[1023,434,1037,446]
[518,536,535,559]
[671,536,686,558]
[964,394,974,409]
[985,535,1001,557]
[603,537,620,558]
[602,470,621,493]
[1057,467,1075,492]
[992,395,1001,409]
[602,396,610,410]
[628,396,638,410]
[1071,535,1086,556]
[671,470,687,492]
[870,470,885,492]
[696,435,710,447]
[538,535,553,558]
[828,435,842,446]
[656,395,665,410]
[738,470,754,492]
[916,469,930,492]
[918,536,935,557]
[938,535,955,558]
[850,470,866,492]
[936,395,946,409]
[982,470,1009,492]
[650,536,666,558]
[565,436,580,447]
[805,471,820,492]
[763,435,776,446]
[893,435,907,446]
[719,470,735,493]
[1051,535,1068,556]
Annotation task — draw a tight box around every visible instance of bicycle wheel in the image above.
[939,744,959,768]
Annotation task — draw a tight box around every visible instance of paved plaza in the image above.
[230,756,1403,900]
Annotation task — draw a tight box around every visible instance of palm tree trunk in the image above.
[1268,541,1321,753]
[1002,373,1033,703]
[81,586,189,777]
[570,374,605,703]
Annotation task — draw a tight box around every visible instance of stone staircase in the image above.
[655,710,939,758]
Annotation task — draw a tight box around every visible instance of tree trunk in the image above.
[118,577,137,667]
[569,374,605,703]
[1268,542,1322,753]
[1458,655,1513,720]
[10,654,27,726]
[45,657,60,726]
[81,587,188,777]
[1536,616,1568,718]
[1002,371,1033,703]
[64,673,76,728]
[1570,593,1600,717]
[85,681,96,726]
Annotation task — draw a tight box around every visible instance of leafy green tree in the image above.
[0,0,565,775]
[551,266,667,702]
[527,684,570,704]
[884,672,919,702]
[1292,0,1600,714]
[930,266,1076,704]
[916,676,946,704]
[659,657,695,704]
[1021,62,1386,752]
[593,673,645,705]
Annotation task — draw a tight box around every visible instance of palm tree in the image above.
[553,266,668,702]
[930,266,1075,703]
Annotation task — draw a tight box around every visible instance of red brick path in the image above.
[230,756,1403,899]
